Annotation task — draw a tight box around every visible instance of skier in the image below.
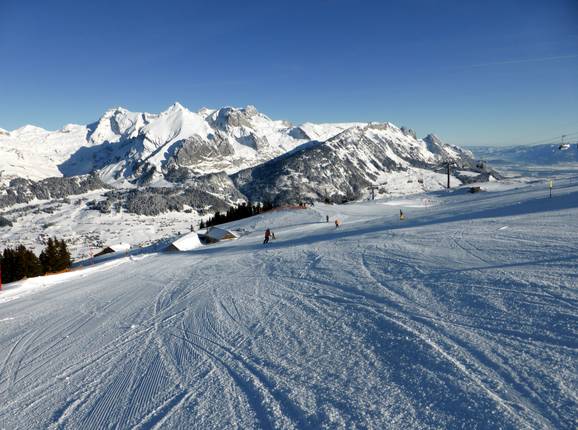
[335,219,340,228]
[399,210,405,221]
[264,228,271,244]
[271,231,276,240]
[326,215,329,223]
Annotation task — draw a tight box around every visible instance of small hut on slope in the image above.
[94,243,131,257]
[166,232,203,252]
[199,227,239,244]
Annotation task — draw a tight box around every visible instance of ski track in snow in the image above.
[0,177,577,429]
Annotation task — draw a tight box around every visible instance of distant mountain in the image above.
[1,103,497,208]
[471,143,578,165]
[0,103,308,185]
[233,123,490,204]
[0,123,91,181]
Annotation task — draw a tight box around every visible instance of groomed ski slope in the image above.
[1,177,577,429]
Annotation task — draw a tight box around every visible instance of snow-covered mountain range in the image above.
[1,103,490,192]
[0,103,305,185]
[233,124,488,204]
[0,103,499,264]
[0,103,500,256]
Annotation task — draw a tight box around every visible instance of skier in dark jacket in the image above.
[264,228,271,244]
[326,215,329,223]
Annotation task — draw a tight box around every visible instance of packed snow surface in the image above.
[0,177,577,429]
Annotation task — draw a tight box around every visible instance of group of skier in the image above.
[326,215,340,228]
[263,209,406,244]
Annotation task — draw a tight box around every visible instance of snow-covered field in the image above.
[0,166,467,262]
[0,176,577,429]
[0,190,199,260]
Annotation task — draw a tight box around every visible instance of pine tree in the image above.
[199,201,277,229]
[55,239,71,271]
[2,247,16,283]
[1,245,42,283]
[39,237,71,273]
[15,245,42,279]
[40,238,59,273]
[12,246,26,281]
[27,248,43,277]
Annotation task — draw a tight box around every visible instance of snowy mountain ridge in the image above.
[1,103,481,189]
[1,103,306,185]
[0,103,499,242]
[233,122,486,204]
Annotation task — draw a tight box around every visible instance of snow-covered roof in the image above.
[105,243,131,253]
[205,227,239,241]
[168,232,203,251]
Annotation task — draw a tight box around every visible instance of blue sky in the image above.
[0,0,576,146]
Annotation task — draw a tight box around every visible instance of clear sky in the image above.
[0,0,576,146]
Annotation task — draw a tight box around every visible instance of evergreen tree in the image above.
[1,247,16,283]
[202,201,277,228]
[15,245,43,279]
[263,201,274,212]
[40,238,59,273]
[39,237,71,273]
[55,239,72,271]
[1,245,43,283]
[27,248,43,277]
